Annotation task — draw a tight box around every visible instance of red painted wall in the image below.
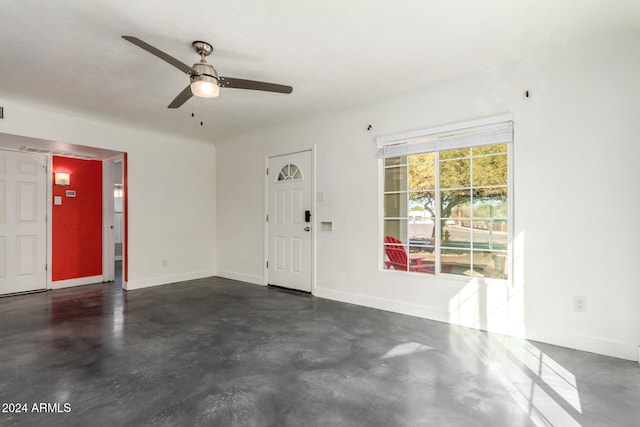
[52,156,103,281]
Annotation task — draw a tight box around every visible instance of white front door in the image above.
[0,150,47,295]
[267,151,312,292]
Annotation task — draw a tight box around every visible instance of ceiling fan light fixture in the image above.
[190,62,219,98]
[191,77,219,98]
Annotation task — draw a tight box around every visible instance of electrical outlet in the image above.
[573,296,587,313]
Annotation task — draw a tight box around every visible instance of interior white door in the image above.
[267,151,312,292]
[102,158,115,282]
[0,149,47,295]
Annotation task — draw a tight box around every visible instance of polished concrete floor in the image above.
[0,274,639,426]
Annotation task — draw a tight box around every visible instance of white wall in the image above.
[0,100,216,290]
[216,31,640,360]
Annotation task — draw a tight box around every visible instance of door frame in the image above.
[102,153,127,289]
[264,146,316,294]
[102,154,124,283]
[46,155,53,289]
[0,138,128,291]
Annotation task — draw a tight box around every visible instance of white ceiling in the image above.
[1,0,638,143]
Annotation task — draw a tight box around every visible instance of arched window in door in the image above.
[277,163,303,182]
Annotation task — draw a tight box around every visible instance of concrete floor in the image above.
[0,274,639,426]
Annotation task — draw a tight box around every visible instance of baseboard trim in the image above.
[525,325,637,361]
[314,286,450,324]
[215,270,264,286]
[51,275,104,289]
[124,269,217,291]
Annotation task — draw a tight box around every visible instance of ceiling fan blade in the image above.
[219,77,293,94]
[122,36,195,75]
[168,86,193,109]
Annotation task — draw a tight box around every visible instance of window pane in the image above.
[409,152,435,164]
[441,219,470,248]
[384,193,407,218]
[409,162,435,190]
[441,248,471,275]
[384,156,406,167]
[409,207,434,223]
[409,243,435,255]
[474,251,508,279]
[409,191,436,211]
[409,219,435,246]
[440,147,470,160]
[440,189,471,217]
[473,197,507,219]
[471,221,508,251]
[409,252,435,275]
[384,219,407,241]
[440,158,470,188]
[473,144,507,155]
[474,187,507,200]
[472,154,507,187]
[384,166,407,192]
[473,199,507,219]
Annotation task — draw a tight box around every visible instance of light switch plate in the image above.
[54,196,62,205]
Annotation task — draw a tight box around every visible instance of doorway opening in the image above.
[0,131,128,293]
[112,158,124,288]
[102,153,126,290]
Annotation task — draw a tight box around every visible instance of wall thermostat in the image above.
[65,190,76,197]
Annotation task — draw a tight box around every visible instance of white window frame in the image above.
[377,114,514,282]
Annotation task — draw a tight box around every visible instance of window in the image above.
[380,117,512,280]
[277,164,302,181]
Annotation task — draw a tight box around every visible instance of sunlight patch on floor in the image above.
[381,342,434,359]
[457,330,583,427]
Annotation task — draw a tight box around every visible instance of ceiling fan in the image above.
[122,36,293,108]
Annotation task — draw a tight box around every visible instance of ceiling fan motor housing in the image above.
[191,62,219,82]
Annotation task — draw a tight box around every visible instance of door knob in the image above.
[304,226,310,232]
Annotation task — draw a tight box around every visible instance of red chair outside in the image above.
[384,236,434,273]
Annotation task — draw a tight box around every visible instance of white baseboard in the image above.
[314,286,450,323]
[51,275,104,289]
[525,325,637,361]
[314,286,638,362]
[215,270,264,286]
[124,269,217,291]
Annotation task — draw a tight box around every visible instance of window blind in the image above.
[377,115,513,158]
